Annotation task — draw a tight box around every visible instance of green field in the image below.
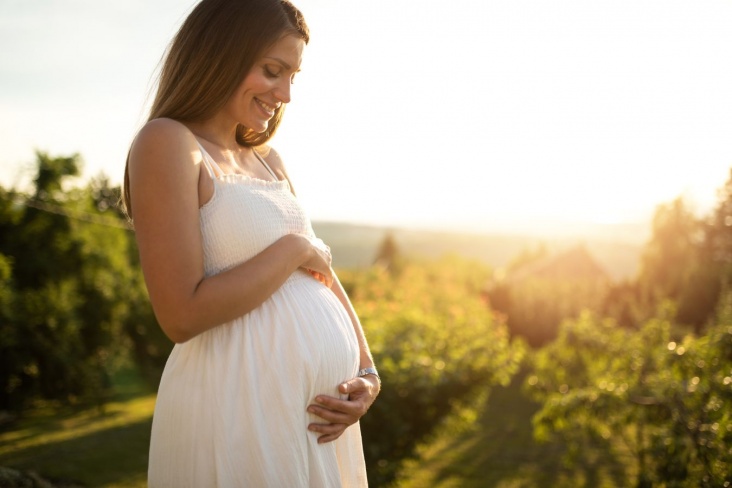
[1,368,636,488]
[0,369,154,487]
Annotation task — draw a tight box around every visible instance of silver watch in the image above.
[357,367,379,380]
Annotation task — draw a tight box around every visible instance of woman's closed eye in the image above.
[264,65,298,84]
[264,65,282,78]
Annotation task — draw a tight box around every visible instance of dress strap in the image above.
[195,141,224,178]
[252,149,279,181]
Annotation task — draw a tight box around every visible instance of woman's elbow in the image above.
[155,309,199,344]
[164,326,193,344]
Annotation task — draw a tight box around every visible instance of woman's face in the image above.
[226,34,305,133]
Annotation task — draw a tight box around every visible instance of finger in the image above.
[308,421,347,436]
[307,404,353,424]
[311,394,360,415]
[338,379,377,416]
[307,270,328,285]
[318,431,344,444]
[308,423,348,444]
[339,377,368,395]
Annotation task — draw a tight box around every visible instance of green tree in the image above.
[0,152,144,410]
[372,231,401,273]
[601,279,653,329]
[639,198,700,299]
[639,197,720,330]
[707,168,732,271]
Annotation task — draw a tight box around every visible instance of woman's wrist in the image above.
[281,233,312,267]
[357,366,380,387]
[357,366,378,378]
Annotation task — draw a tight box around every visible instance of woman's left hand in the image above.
[307,375,380,444]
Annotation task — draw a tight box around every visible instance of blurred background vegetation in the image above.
[1,152,731,487]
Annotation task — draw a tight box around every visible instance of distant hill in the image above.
[312,221,645,281]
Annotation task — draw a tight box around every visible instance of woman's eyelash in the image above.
[264,66,298,84]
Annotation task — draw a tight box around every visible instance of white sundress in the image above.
[147,142,368,487]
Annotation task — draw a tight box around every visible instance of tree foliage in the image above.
[340,256,524,486]
[638,197,720,330]
[526,301,732,487]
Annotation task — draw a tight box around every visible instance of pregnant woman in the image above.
[122,0,380,485]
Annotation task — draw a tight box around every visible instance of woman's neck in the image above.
[186,118,241,152]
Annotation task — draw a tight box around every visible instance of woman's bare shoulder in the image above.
[131,119,195,156]
[129,119,200,176]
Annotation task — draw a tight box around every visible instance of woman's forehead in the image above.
[261,35,305,69]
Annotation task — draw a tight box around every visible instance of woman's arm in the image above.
[128,119,331,343]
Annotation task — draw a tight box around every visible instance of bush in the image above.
[526,299,732,487]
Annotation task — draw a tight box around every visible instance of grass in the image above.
[394,372,635,488]
[0,368,155,487]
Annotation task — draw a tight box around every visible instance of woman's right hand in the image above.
[301,236,334,287]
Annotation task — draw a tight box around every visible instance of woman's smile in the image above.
[254,97,279,118]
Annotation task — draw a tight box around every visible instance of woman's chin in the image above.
[247,122,270,134]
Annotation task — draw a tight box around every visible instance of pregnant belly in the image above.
[237,271,360,399]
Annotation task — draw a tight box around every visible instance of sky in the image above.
[2,0,731,238]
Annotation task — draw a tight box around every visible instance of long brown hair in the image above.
[122,0,309,218]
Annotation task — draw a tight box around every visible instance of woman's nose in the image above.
[274,79,291,104]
